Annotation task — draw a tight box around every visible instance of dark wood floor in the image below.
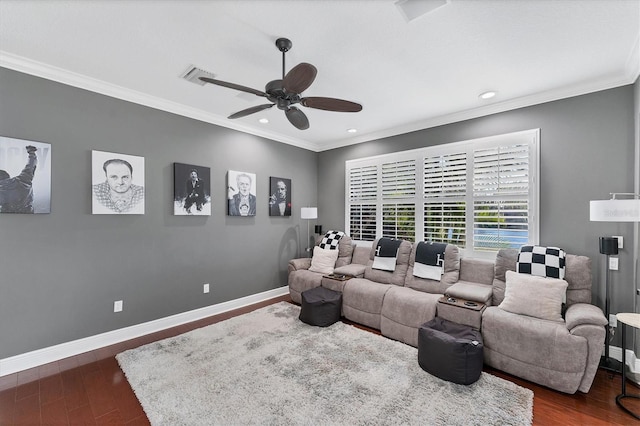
[1,295,638,425]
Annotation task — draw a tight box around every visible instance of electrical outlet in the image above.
[203,283,210,294]
[609,314,617,328]
[609,257,619,271]
[114,300,123,312]
[612,236,623,249]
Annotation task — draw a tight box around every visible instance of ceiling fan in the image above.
[199,37,362,130]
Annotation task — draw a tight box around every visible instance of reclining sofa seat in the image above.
[341,239,413,330]
[380,242,461,347]
[287,235,355,304]
[482,248,607,394]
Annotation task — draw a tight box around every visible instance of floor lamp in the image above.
[301,207,317,257]
[599,236,621,372]
[590,193,640,373]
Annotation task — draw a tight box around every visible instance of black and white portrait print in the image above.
[174,163,211,216]
[92,150,145,215]
[227,170,256,216]
[268,177,291,217]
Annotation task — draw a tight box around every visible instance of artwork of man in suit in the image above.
[184,169,205,214]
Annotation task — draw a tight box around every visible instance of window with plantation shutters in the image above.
[382,159,416,199]
[345,129,539,257]
[472,144,531,251]
[348,165,377,202]
[424,151,467,247]
[383,203,416,241]
[347,165,378,241]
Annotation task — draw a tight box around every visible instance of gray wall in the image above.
[318,85,637,332]
[0,68,318,359]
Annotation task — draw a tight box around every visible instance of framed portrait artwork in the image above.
[227,170,256,216]
[91,150,145,214]
[0,135,52,214]
[174,163,211,216]
[268,176,291,216]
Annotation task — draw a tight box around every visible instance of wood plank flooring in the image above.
[1,295,638,425]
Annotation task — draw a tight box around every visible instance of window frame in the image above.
[344,129,540,258]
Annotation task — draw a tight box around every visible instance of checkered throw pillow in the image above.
[517,245,566,279]
[319,230,345,250]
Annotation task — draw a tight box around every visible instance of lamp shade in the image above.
[599,237,619,255]
[590,199,640,222]
[301,207,318,220]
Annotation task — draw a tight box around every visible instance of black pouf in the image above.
[418,317,484,385]
[299,286,342,327]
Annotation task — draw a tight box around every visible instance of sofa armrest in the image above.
[288,258,311,274]
[565,303,607,330]
[565,303,607,393]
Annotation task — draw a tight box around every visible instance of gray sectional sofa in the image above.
[288,236,608,394]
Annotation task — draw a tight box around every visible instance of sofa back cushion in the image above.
[364,238,412,286]
[405,243,459,293]
[459,258,495,285]
[492,248,592,306]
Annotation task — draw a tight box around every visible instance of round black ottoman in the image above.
[418,317,483,385]
[299,286,342,327]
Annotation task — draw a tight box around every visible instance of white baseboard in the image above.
[0,286,289,377]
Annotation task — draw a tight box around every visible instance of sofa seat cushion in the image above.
[482,306,587,374]
[380,286,440,347]
[445,281,493,304]
[342,278,392,330]
[333,263,366,278]
[288,269,324,304]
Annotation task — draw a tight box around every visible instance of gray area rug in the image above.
[117,302,533,425]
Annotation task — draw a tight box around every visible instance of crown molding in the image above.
[321,70,639,152]
[0,51,319,152]
[2,49,637,154]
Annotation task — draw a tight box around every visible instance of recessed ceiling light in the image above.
[347,128,358,133]
[258,118,269,124]
[479,91,497,100]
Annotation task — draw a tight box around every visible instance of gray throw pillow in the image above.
[498,270,568,322]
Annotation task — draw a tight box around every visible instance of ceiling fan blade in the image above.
[199,77,267,97]
[228,104,274,119]
[301,97,363,112]
[283,63,317,94]
[285,106,309,130]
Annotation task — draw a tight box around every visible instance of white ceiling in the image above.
[1,0,638,152]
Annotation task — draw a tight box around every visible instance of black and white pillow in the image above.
[517,245,566,280]
[319,230,345,250]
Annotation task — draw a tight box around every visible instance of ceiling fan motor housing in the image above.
[275,38,292,52]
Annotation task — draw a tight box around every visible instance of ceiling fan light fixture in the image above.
[200,38,362,130]
[479,91,497,100]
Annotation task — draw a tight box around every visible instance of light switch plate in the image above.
[114,300,123,312]
[612,236,623,249]
[609,257,619,271]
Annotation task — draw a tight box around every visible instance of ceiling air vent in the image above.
[180,65,216,86]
